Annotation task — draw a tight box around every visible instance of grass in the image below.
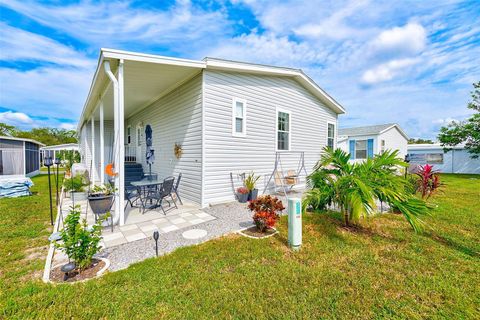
[1,174,479,319]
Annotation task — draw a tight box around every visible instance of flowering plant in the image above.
[248,195,285,232]
[415,164,442,199]
[237,187,249,194]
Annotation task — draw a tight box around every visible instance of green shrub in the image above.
[63,174,87,192]
[55,205,105,270]
[244,172,260,191]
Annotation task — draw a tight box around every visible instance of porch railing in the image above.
[125,145,137,162]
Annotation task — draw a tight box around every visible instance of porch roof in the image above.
[78,48,346,130]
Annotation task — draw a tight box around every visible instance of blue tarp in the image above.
[0,177,34,198]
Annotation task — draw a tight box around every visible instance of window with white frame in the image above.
[127,126,131,144]
[277,110,290,151]
[327,123,335,149]
[232,98,246,136]
[355,140,367,159]
[136,126,142,146]
[380,139,385,153]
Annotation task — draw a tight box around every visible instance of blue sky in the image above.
[0,0,479,139]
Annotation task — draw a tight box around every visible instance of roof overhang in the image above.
[0,135,45,146]
[40,143,79,151]
[78,49,346,132]
[407,143,465,150]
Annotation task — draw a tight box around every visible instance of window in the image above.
[426,153,443,164]
[277,110,290,151]
[355,140,367,159]
[380,139,385,154]
[232,98,246,136]
[137,126,142,146]
[327,123,335,149]
[127,126,131,144]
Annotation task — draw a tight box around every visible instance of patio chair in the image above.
[124,185,141,210]
[142,176,177,214]
[173,173,183,205]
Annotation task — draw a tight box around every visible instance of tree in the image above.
[303,148,430,232]
[0,123,18,136]
[408,138,434,144]
[438,81,480,158]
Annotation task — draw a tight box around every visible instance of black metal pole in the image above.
[47,165,53,226]
[55,163,59,206]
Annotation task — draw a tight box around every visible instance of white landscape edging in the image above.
[237,226,279,239]
[42,188,64,283]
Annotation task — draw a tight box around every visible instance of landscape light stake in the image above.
[153,231,159,257]
[44,156,54,226]
[404,154,411,179]
[54,158,61,206]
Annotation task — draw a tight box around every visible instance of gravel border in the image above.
[99,201,254,271]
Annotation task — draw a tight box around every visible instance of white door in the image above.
[136,124,143,163]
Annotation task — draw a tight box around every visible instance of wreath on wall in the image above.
[174,143,183,159]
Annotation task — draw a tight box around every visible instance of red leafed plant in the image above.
[248,195,285,232]
[415,164,442,199]
[237,187,249,194]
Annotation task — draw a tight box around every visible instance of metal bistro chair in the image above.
[124,185,141,210]
[173,173,183,205]
[156,176,178,214]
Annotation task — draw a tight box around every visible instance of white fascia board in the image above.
[0,135,45,146]
[102,48,206,69]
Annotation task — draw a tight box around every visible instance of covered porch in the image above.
[78,49,205,226]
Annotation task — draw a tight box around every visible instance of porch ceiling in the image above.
[89,59,203,122]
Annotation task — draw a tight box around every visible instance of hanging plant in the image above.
[174,143,183,159]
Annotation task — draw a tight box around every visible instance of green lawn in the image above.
[1,174,479,319]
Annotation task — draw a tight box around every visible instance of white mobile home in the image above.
[337,123,408,161]
[407,144,480,174]
[77,49,345,225]
[0,136,44,177]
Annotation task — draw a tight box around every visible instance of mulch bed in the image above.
[50,259,106,283]
[240,226,277,238]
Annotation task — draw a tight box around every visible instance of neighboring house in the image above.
[337,123,408,161]
[407,144,480,174]
[0,136,44,177]
[77,48,345,225]
[40,143,79,163]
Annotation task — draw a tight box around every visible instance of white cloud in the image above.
[1,0,230,49]
[0,111,34,126]
[59,122,77,130]
[361,58,420,84]
[371,22,427,55]
[0,23,93,68]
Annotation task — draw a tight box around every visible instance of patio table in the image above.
[131,178,163,212]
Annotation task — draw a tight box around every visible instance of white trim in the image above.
[326,121,336,149]
[0,135,44,146]
[275,107,292,152]
[231,97,247,137]
[23,141,26,176]
[91,116,95,183]
[100,101,105,185]
[200,71,206,208]
[379,124,409,140]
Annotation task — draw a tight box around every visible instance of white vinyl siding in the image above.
[125,74,203,204]
[203,70,337,205]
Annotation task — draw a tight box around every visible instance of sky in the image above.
[0,0,479,139]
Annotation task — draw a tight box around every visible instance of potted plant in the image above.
[63,174,88,202]
[236,187,249,203]
[248,195,285,232]
[244,172,260,201]
[88,184,115,216]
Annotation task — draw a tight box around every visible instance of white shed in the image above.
[337,123,408,162]
[407,144,480,174]
[77,48,345,225]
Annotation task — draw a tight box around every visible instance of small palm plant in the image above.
[303,148,430,232]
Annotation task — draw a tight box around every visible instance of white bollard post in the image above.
[288,198,302,251]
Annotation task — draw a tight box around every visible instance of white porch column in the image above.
[91,116,95,183]
[100,101,105,185]
[118,59,126,225]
